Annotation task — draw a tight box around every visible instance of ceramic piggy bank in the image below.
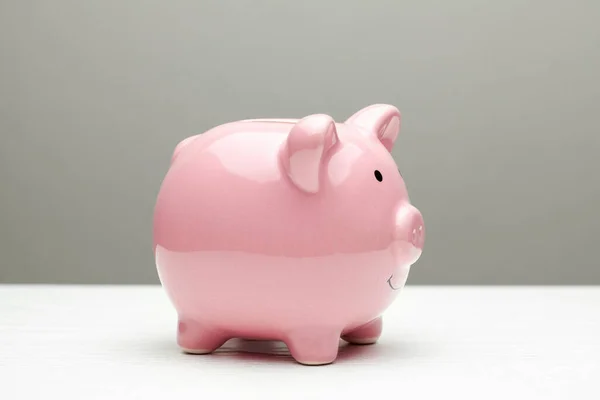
[153,104,425,365]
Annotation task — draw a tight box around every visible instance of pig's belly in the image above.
[155,245,409,337]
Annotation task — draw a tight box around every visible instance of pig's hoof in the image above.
[285,329,341,366]
[177,319,228,354]
[342,317,382,345]
[180,347,213,355]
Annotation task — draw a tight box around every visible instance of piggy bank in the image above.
[153,104,425,365]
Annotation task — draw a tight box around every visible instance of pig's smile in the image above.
[387,274,401,291]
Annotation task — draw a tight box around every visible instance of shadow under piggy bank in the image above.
[183,337,422,366]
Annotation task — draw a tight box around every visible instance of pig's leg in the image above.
[177,318,229,354]
[341,317,382,345]
[285,328,341,365]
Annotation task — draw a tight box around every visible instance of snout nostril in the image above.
[411,224,424,248]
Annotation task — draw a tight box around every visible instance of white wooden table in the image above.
[1,285,599,399]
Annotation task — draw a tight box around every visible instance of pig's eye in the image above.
[374,170,383,182]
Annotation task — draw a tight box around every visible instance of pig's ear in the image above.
[280,114,338,194]
[345,104,401,152]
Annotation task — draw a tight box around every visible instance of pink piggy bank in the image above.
[153,104,425,365]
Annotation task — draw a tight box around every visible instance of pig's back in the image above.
[153,119,339,257]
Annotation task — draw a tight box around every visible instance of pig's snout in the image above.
[394,204,425,251]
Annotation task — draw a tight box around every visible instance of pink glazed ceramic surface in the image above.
[153,104,425,365]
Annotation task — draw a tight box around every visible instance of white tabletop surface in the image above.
[1,285,599,399]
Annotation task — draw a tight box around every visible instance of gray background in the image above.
[1,0,598,285]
